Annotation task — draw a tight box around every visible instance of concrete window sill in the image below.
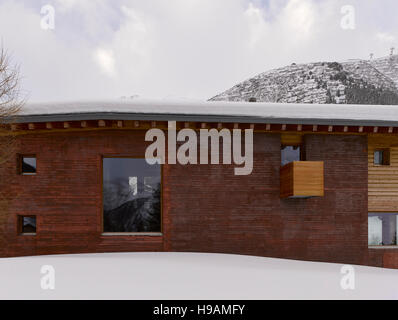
[369,246,398,249]
[101,232,163,236]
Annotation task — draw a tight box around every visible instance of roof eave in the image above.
[8,112,398,128]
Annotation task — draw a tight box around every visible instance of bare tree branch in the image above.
[0,45,24,247]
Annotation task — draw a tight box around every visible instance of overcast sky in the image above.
[0,0,397,102]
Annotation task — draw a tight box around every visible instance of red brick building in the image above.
[1,100,398,269]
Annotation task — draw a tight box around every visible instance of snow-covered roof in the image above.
[14,99,398,127]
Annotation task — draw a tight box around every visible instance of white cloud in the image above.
[376,32,396,43]
[55,0,79,11]
[0,0,397,102]
[282,0,315,37]
[245,3,268,49]
[94,48,116,77]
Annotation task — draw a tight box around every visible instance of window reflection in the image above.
[103,158,161,233]
[368,213,398,246]
[20,216,36,234]
[281,146,301,166]
[21,156,36,174]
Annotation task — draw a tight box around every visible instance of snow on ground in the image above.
[0,252,397,300]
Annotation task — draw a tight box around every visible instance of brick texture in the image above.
[0,130,390,268]
[166,133,371,265]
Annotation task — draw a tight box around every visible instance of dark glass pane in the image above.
[281,146,301,166]
[22,216,36,233]
[368,213,398,246]
[22,157,36,174]
[103,158,161,232]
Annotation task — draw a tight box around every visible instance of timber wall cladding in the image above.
[368,135,398,212]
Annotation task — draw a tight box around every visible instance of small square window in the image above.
[281,145,304,166]
[18,216,36,235]
[374,149,390,166]
[20,155,36,174]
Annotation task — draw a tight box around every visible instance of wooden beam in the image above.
[297,124,302,132]
[281,124,287,131]
[343,126,348,132]
[266,124,271,131]
[98,120,106,127]
[250,124,255,130]
[63,122,70,129]
[81,121,87,128]
[358,126,363,133]
[28,123,35,130]
[201,123,206,129]
[10,124,17,131]
[373,126,379,133]
[46,122,52,129]
[134,121,139,128]
[280,161,324,198]
[151,121,156,128]
[328,125,333,132]
[312,125,318,132]
[388,127,394,133]
[117,121,123,128]
[185,122,190,128]
[217,123,222,129]
[233,123,239,129]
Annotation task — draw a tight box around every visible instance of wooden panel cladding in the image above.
[280,162,295,198]
[280,161,324,198]
[281,133,303,146]
[368,135,398,212]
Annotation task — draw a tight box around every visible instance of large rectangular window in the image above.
[102,158,161,233]
[368,213,398,246]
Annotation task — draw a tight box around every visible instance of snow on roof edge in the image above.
[12,99,398,126]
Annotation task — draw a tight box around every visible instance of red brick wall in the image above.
[166,133,371,266]
[0,130,382,267]
[0,130,164,257]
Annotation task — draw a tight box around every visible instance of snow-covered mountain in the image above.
[370,54,398,88]
[210,55,398,105]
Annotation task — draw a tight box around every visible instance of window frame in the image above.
[368,212,398,248]
[18,154,37,175]
[373,148,390,166]
[17,215,37,236]
[100,155,163,236]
